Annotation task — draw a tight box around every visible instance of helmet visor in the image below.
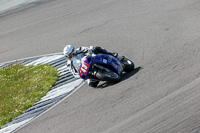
[66,52,74,59]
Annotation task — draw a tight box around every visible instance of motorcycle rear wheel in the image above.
[96,70,121,82]
[122,58,135,72]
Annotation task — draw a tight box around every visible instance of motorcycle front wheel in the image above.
[96,70,121,82]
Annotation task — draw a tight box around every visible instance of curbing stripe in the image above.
[0,53,84,133]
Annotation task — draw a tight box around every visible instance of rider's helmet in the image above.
[63,45,75,59]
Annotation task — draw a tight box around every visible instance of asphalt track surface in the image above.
[1,0,200,133]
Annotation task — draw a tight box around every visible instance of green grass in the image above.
[0,64,59,128]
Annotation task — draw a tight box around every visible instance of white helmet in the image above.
[63,45,75,58]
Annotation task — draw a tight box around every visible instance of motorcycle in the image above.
[68,52,134,86]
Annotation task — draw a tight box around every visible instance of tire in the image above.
[123,58,135,72]
[96,70,121,82]
[89,81,99,87]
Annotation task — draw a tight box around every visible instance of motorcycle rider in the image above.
[63,45,117,87]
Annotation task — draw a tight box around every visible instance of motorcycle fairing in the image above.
[93,54,123,75]
[78,56,92,79]
[78,54,123,80]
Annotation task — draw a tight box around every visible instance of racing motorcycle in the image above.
[68,52,134,86]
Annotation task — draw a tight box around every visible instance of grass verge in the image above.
[0,64,59,128]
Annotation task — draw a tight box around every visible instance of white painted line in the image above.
[0,117,33,133]
[0,53,85,133]
[12,81,85,133]
[0,52,62,66]
[0,0,36,13]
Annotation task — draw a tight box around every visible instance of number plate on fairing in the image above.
[79,62,90,76]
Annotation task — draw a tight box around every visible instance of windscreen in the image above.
[71,53,85,72]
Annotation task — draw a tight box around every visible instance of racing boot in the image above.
[93,46,118,57]
[104,51,118,58]
[111,52,118,58]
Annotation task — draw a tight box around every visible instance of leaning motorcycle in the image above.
[68,52,134,86]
